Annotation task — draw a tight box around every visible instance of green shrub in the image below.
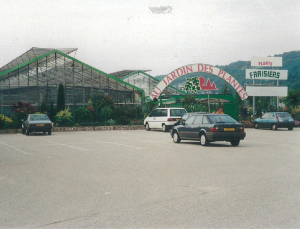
[291,106,300,120]
[11,108,28,128]
[57,84,65,112]
[76,122,102,126]
[107,119,116,126]
[100,106,113,119]
[130,119,143,125]
[116,116,131,125]
[0,114,13,129]
[54,107,73,126]
[75,107,93,123]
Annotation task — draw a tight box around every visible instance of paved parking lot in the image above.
[1,128,300,228]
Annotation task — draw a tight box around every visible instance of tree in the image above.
[221,82,231,94]
[283,89,300,107]
[90,92,115,121]
[181,94,197,104]
[57,84,65,112]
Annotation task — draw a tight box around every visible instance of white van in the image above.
[144,108,187,132]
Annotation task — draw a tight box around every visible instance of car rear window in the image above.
[277,113,291,118]
[30,115,49,121]
[208,115,237,124]
[170,109,186,117]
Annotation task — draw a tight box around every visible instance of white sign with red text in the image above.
[251,56,282,67]
[150,64,248,100]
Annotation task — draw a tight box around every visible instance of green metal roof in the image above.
[0,47,77,73]
[0,49,144,94]
[110,69,151,79]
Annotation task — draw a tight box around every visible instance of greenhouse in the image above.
[0,48,144,115]
[120,70,186,97]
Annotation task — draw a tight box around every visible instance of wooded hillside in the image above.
[155,51,300,93]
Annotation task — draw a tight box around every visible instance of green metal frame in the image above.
[166,94,239,121]
[0,49,145,103]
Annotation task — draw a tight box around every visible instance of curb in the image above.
[0,125,145,134]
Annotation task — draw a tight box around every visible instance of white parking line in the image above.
[86,138,143,149]
[120,137,159,143]
[45,140,87,151]
[245,140,290,147]
[0,141,30,155]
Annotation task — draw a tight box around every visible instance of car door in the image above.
[179,115,196,139]
[147,109,158,128]
[260,113,269,128]
[157,108,168,127]
[267,113,276,128]
[202,115,211,132]
[190,115,203,140]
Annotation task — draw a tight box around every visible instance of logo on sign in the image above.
[185,76,218,93]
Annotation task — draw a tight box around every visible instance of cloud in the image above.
[149,6,172,14]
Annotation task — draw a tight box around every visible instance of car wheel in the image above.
[272,124,277,130]
[26,129,30,136]
[288,127,293,131]
[173,131,181,143]
[48,130,51,135]
[145,123,151,131]
[231,139,240,146]
[22,128,25,135]
[200,133,209,146]
[254,123,259,129]
[162,124,167,132]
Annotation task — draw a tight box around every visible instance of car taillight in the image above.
[239,127,245,132]
[168,118,175,121]
[210,127,219,132]
[276,117,279,122]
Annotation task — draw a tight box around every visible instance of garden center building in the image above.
[0,47,185,115]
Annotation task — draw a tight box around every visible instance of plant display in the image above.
[130,119,144,125]
[239,118,255,128]
[90,93,114,121]
[54,107,73,126]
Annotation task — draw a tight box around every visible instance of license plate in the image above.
[36,124,45,126]
[224,128,235,131]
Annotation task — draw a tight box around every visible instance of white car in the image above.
[144,108,187,132]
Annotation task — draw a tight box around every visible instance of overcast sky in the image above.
[1,0,299,76]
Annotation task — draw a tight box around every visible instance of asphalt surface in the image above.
[0,128,300,228]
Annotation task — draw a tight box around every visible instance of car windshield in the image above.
[29,114,50,121]
[181,113,189,121]
[208,115,238,124]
